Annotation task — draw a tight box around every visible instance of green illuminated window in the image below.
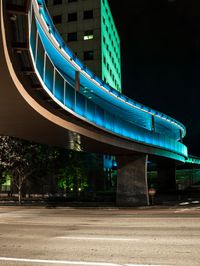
[1,174,11,192]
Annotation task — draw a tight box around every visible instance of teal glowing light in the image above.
[101,0,121,92]
[186,156,200,165]
[29,0,188,162]
[36,0,186,141]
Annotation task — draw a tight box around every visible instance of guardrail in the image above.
[27,0,188,160]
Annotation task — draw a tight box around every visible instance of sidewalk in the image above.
[0,190,200,208]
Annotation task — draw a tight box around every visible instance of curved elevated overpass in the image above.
[0,0,189,205]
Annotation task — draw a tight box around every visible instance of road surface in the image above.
[0,205,200,265]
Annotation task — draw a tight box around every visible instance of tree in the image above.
[57,151,88,198]
[0,136,59,204]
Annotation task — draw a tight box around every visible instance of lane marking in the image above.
[174,208,190,213]
[56,236,139,241]
[0,257,163,266]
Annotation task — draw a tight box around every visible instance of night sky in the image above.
[109,0,200,156]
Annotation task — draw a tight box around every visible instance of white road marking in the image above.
[56,236,139,241]
[0,257,163,266]
[174,208,190,213]
[0,211,23,217]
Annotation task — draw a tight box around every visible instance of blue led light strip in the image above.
[36,0,186,138]
[29,0,188,161]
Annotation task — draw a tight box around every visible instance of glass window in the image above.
[53,0,62,5]
[30,11,37,58]
[76,92,86,116]
[84,51,94,60]
[68,32,77,42]
[68,12,77,22]
[45,56,54,93]
[86,100,95,122]
[83,30,94,40]
[95,106,104,127]
[83,10,93,19]
[53,15,62,24]
[103,56,106,64]
[103,36,105,44]
[36,37,45,79]
[65,82,75,110]
[54,71,64,103]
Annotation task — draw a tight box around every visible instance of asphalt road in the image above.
[0,205,200,266]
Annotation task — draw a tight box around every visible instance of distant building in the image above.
[46,0,121,92]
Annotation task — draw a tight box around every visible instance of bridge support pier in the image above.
[157,165,176,192]
[116,154,149,206]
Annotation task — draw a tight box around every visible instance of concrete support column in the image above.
[157,165,176,192]
[116,154,149,206]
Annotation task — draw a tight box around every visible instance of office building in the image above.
[46,0,121,91]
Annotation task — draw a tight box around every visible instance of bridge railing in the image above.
[28,1,188,160]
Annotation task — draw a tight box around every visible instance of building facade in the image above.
[46,0,121,92]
